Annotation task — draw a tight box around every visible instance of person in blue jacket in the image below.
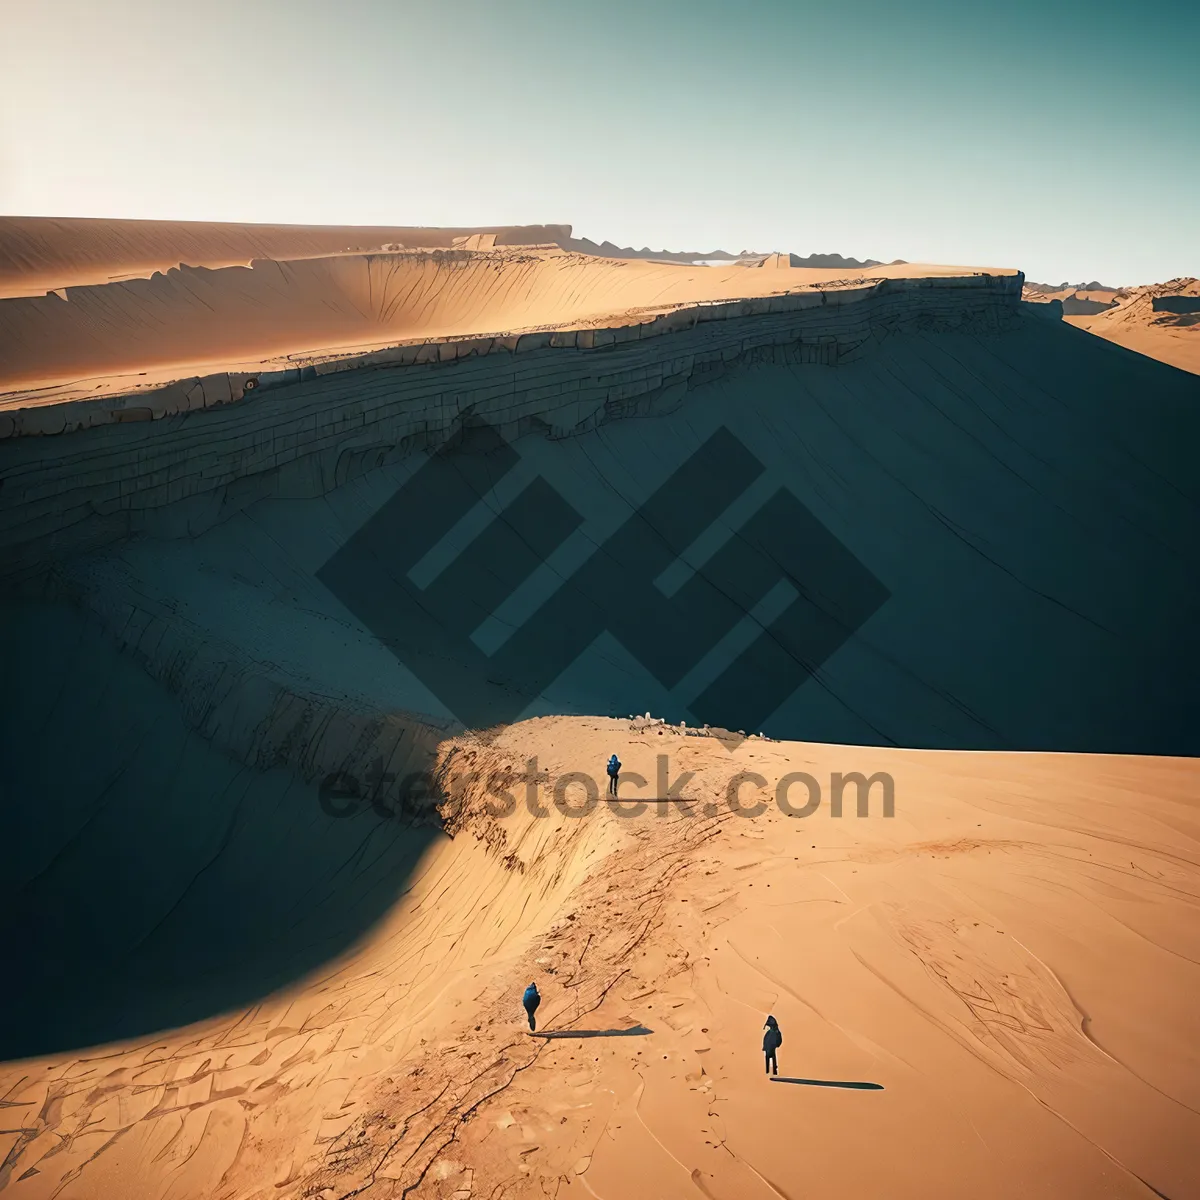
[522,981,541,1031]
[606,753,621,797]
[763,1014,782,1076]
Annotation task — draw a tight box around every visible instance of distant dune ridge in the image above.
[559,235,752,262]
[0,215,885,297]
[0,215,574,297]
[1025,275,1200,373]
[1022,279,1125,314]
[1025,279,1117,294]
[0,221,987,405]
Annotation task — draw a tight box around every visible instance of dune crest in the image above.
[0,215,573,298]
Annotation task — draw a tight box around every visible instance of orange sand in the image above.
[2,718,1196,1199]
[1025,277,1200,374]
[0,216,572,298]
[0,216,1013,404]
[1067,278,1200,375]
[1,220,1194,1199]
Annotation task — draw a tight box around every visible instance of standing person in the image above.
[606,753,621,798]
[522,981,541,1031]
[763,1014,782,1076]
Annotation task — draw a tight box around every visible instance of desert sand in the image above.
[0,217,573,298]
[1024,277,1200,374]
[1066,279,1200,375]
[0,216,1010,404]
[0,717,1196,1199]
[1,220,1197,1200]
[1022,282,1124,315]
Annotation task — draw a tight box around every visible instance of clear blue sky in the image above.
[3,0,1197,284]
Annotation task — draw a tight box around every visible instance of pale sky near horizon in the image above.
[2,0,1196,285]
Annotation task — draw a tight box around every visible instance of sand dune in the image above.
[1067,277,1200,374]
[1025,277,1200,372]
[1023,283,1122,315]
[0,216,573,298]
[4,301,1195,756]
[0,220,1197,1199]
[2,296,1198,1196]
[1,707,1196,1199]
[0,241,1002,400]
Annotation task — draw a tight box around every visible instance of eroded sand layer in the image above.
[0,240,1013,400]
[3,303,1196,756]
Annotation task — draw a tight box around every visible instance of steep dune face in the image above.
[0,611,631,1101]
[0,246,997,397]
[0,599,438,1058]
[11,311,1195,758]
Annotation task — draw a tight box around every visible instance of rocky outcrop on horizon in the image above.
[738,251,884,270]
[562,236,882,268]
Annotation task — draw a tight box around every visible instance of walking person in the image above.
[522,981,541,1031]
[763,1014,782,1076]
[606,753,621,798]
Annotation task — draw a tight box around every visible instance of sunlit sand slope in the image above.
[0,215,572,297]
[1068,277,1200,374]
[1,714,1196,1199]
[0,244,1008,396]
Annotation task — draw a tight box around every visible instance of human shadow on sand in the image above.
[771,1077,884,1090]
[531,1025,653,1039]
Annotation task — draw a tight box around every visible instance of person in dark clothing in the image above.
[606,754,621,798]
[763,1014,782,1075]
[522,982,541,1031]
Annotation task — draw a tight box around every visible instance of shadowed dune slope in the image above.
[36,316,1200,763]
[0,600,443,1059]
[281,318,1188,754]
[0,599,626,1062]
